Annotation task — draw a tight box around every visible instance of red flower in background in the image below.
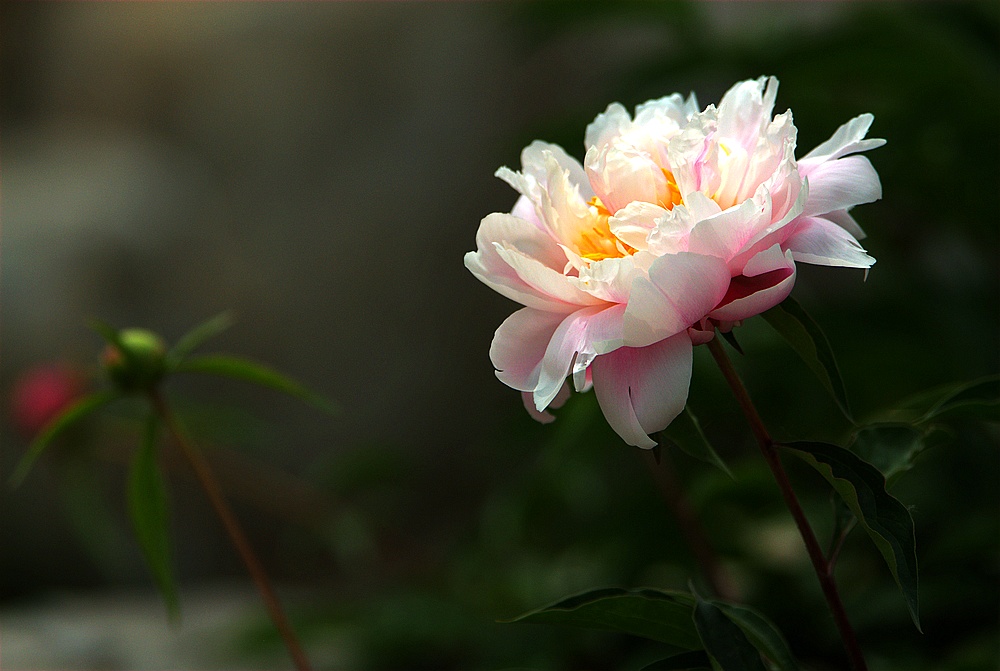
[10,364,85,437]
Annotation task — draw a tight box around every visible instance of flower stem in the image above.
[706,337,868,671]
[149,390,312,671]
[642,451,736,601]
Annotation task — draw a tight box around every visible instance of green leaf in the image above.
[128,412,179,619]
[174,355,338,415]
[504,587,701,650]
[883,375,1000,425]
[762,296,852,420]
[714,602,799,671]
[89,318,125,349]
[660,407,732,477]
[9,390,119,488]
[781,441,920,630]
[850,424,928,485]
[721,329,744,355]
[165,312,235,370]
[693,598,766,671]
[641,650,712,670]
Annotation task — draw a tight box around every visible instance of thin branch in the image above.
[706,337,868,671]
[642,450,737,601]
[149,391,312,671]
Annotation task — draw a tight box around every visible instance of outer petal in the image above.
[624,252,731,348]
[591,332,694,449]
[533,304,626,412]
[465,213,578,312]
[824,208,867,240]
[785,216,875,269]
[799,113,886,170]
[709,247,796,321]
[494,244,604,307]
[802,155,882,217]
[490,307,567,392]
[521,382,571,425]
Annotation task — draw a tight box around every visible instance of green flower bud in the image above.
[102,328,167,393]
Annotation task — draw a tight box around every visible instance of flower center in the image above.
[579,197,636,262]
[660,168,683,210]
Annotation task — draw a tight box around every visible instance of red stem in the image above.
[150,391,312,671]
[706,337,868,671]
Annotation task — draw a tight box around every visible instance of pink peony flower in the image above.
[10,364,85,437]
[466,77,883,448]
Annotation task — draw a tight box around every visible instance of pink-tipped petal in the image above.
[465,213,578,312]
[591,332,694,449]
[710,248,796,321]
[802,155,882,217]
[623,252,731,348]
[491,308,567,392]
[785,216,875,269]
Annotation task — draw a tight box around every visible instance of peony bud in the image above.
[102,328,167,393]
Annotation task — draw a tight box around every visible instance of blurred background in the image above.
[1,2,997,669]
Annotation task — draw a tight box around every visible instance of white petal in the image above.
[521,141,591,199]
[465,213,578,312]
[585,102,633,152]
[717,76,779,152]
[591,332,694,449]
[785,216,875,269]
[608,201,668,251]
[585,143,667,214]
[623,252,731,348]
[491,308,567,391]
[800,113,885,169]
[686,197,769,263]
[567,256,639,303]
[802,155,882,217]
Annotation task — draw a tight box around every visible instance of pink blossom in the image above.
[466,77,882,448]
[10,364,85,437]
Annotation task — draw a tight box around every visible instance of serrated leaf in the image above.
[660,407,732,477]
[762,296,851,420]
[693,598,766,671]
[9,390,119,488]
[641,650,712,670]
[714,602,799,671]
[165,312,235,370]
[850,424,928,485]
[504,587,701,650]
[781,441,920,630]
[175,355,337,415]
[128,412,179,619]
